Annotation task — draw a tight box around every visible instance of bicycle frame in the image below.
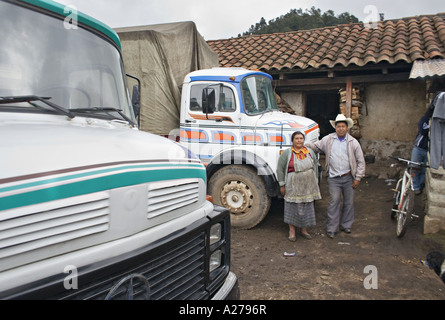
[390,155,426,237]
[393,169,414,213]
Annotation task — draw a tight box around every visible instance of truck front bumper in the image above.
[211,271,240,300]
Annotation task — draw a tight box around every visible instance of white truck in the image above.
[179,68,320,229]
[0,0,239,300]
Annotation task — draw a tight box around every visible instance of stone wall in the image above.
[424,167,445,234]
[423,79,445,234]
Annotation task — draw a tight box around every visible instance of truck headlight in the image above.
[209,223,221,245]
[209,250,222,272]
[206,207,231,294]
[208,223,223,274]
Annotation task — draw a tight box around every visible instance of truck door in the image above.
[181,82,239,164]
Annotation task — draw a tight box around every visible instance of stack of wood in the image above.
[339,86,364,139]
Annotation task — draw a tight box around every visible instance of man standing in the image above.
[411,108,433,194]
[306,114,366,238]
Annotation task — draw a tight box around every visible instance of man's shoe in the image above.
[414,189,421,195]
[340,226,351,233]
[327,232,335,239]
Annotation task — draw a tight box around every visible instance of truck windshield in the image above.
[241,75,279,115]
[0,1,134,123]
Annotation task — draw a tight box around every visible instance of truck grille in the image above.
[147,180,199,219]
[0,193,110,259]
[60,231,207,300]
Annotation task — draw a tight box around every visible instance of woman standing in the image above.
[277,131,321,241]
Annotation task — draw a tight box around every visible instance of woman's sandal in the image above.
[301,233,312,240]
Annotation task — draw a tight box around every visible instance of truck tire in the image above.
[208,165,271,229]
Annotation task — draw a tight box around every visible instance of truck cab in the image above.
[180,68,319,229]
[0,0,238,300]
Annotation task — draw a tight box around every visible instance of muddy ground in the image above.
[230,173,445,300]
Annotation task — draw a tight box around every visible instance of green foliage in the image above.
[240,6,360,36]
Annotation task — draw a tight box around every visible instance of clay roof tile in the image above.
[207,13,445,71]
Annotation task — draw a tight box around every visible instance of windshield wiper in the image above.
[0,95,74,118]
[70,107,135,126]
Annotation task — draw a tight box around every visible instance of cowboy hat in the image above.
[329,114,354,129]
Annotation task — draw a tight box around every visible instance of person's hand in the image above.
[280,186,286,195]
[352,180,360,189]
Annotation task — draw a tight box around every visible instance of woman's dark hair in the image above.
[291,131,305,141]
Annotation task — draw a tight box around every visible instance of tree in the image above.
[240,7,360,36]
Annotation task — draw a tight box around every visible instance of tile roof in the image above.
[207,13,445,72]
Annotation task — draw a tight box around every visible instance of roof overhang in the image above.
[409,59,445,79]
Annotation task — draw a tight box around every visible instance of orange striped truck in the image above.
[179,68,320,229]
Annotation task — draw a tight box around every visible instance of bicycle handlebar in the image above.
[388,155,429,168]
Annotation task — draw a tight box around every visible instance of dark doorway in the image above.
[306,92,339,138]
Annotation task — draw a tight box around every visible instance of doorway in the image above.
[306,92,339,138]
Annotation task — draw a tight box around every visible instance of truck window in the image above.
[190,84,236,113]
[0,1,134,121]
[241,75,279,115]
[69,69,120,109]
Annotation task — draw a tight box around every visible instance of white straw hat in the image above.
[329,114,354,129]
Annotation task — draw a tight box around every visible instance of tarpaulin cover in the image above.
[116,22,219,135]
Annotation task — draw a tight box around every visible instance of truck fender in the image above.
[206,149,279,197]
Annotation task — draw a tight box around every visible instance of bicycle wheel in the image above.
[396,190,414,238]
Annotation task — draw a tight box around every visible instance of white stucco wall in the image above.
[281,92,305,115]
[362,82,426,141]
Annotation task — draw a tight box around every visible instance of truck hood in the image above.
[250,111,320,144]
[0,115,198,180]
[0,114,208,273]
[256,111,317,130]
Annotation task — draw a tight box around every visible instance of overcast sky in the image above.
[56,0,445,40]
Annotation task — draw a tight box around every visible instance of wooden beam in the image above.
[273,72,410,90]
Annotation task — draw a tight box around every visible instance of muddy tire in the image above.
[208,165,271,229]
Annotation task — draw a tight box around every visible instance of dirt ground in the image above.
[230,174,445,300]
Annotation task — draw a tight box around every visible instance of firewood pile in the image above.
[339,86,364,139]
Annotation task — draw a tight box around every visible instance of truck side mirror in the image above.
[131,84,140,117]
[202,87,215,115]
[126,73,141,127]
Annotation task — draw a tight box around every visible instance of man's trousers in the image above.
[326,175,355,233]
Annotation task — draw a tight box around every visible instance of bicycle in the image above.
[389,155,428,238]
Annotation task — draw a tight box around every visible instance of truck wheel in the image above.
[208,165,271,229]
